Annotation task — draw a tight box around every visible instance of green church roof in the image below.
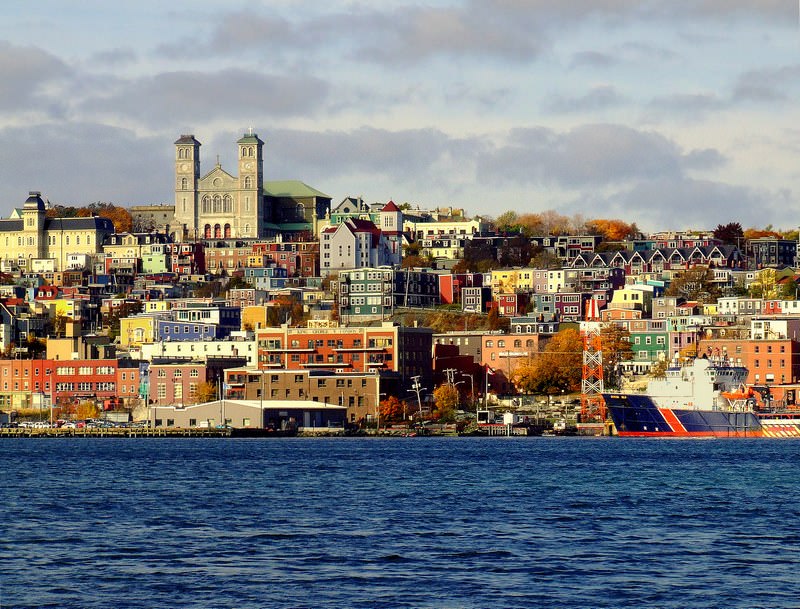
[264,180,331,200]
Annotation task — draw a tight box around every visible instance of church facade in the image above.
[171,131,331,241]
[172,132,264,240]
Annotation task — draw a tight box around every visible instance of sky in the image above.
[0,0,798,232]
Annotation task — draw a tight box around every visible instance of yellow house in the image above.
[119,315,159,348]
[490,268,536,298]
[608,286,654,315]
[54,298,85,320]
[142,300,171,314]
[749,267,795,300]
[242,305,269,331]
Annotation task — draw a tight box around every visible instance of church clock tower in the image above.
[174,134,201,240]
[237,130,264,238]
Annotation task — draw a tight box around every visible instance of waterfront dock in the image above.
[0,427,233,438]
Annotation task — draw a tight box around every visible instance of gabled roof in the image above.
[381,200,401,212]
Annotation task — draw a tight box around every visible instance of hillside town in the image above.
[2,131,799,435]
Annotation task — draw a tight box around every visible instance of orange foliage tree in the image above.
[380,396,405,422]
[586,219,638,241]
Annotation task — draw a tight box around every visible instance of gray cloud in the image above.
[476,124,693,187]
[78,69,330,128]
[570,51,619,69]
[645,93,727,120]
[733,65,800,103]
[0,42,70,113]
[0,123,168,210]
[596,177,774,230]
[545,85,626,114]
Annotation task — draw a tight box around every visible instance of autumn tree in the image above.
[664,266,720,304]
[76,400,99,420]
[648,358,668,378]
[380,395,406,422]
[600,323,634,389]
[512,328,583,395]
[585,219,634,242]
[196,381,217,403]
[432,383,460,422]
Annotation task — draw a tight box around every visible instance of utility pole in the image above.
[409,375,425,421]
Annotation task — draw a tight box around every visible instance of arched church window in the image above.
[244,176,252,189]
[224,196,233,213]
[224,224,231,238]
[181,178,188,190]
[214,224,221,239]
[213,195,222,214]
[204,224,211,239]
[202,196,211,214]
[178,149,184,160]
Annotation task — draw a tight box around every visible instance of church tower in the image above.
[173,135,201,240]
[236,130,264,238]
[22,190,46,261]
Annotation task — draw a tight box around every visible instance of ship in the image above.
[603,357,800,438]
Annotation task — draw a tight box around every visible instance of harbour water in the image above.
[2,437,799,609]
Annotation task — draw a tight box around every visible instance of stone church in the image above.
[171,131,331,241]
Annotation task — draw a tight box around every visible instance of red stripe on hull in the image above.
[658,408,686,433]
[617,429,763,438]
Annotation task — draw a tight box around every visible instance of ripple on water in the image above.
[2,437,800,608]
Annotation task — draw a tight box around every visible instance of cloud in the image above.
[597,177,774,230]
[645,93,727,120]
[78,69,330,128]
[0,42,70,113]
[545,85,626,114]
[476,124,695,187]
[733,65,800,103]
[0,123,168,210]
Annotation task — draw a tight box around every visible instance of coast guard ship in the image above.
[603,357,800,438]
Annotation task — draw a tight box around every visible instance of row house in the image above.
[338,268,440,321]
[0,359,54,409]
[227,288,268,309]
[52,359,141,408]
[203,239,257,272]
[438,273,484,306]
[419,236,467,261]
[572,245,741,275]
[166,242,205,275]
[564,267,625,293]
[747,237,797,268]
[763,300,800,316]
[495,293,529,317]
[649,231,720,250]
[241,266,287,291]
[253,240,319,277]
[509,315,560,335]
[256,321,433,388]
[530,235,602,261]
[462,286,492,314]
[717,297,764,320]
